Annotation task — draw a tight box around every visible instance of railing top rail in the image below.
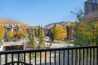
[0,45,98,54]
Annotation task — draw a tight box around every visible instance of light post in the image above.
[49,27,54,48]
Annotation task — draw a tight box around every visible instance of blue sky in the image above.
[0,0,84,26]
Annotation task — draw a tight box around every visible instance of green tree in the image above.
[73,21,96,46]
[49,29,54,42]
[38,26,45,48]
[28,29,37,48]
[71,10,84,21]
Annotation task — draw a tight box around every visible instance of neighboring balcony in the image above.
[84,1,98,21]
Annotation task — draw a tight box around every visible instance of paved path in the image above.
[45,42,74,48]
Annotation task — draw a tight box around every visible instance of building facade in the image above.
[84,0,98,21]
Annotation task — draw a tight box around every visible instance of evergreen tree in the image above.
[71,10,84,22]
[38,26,45,48]
[28,29,37,48]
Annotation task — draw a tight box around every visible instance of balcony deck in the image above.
[84,10,98,21]
[0,46,98,65]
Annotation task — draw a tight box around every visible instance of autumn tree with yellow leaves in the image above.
[73,21,98,46]
[0,19,31,42]
[53,24,67,40]
[17,28,26,38]
[0,26,5,42]
[7,31,14,39]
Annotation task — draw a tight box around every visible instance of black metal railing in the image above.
[0,46,98,65]
[84,2,98,15]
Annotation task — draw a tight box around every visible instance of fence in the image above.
[0,46,98,65]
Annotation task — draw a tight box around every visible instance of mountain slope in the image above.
[44,21,74,29]
[0,18,32,28]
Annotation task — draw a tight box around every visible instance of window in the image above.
[88,3,92,13]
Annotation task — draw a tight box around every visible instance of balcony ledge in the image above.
[84,10,98,21]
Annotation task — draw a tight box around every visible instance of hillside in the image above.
[0,18,32,28]
[0,18,33,42]
[44,21,74,29]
